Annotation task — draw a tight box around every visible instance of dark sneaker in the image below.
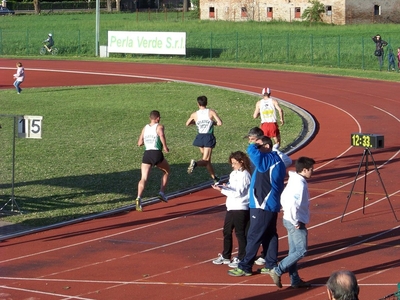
[291,279,311,289]
[269,269,282,288]
[158,192,168,203]
[187,159,197,174]
[228,268,252,277]
[135,197,142,212]
[257,267,272,274]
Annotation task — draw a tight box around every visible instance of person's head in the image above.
[48,33,52,37]
[398,47,400,52]
[375,34,381,39]
[197,95,208,107]
[296,156,315,179]
[262,87,271,97]
[258,136,274,152]
[149,110,161,121]
[326,270,359,300]
[244,127,264,144]
[229,151,251,174]
[16,62,23,67]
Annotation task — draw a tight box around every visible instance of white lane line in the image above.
[0,284,95,299]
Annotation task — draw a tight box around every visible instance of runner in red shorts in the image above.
[253,88,284,148]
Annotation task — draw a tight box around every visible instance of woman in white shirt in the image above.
[211,151,252,268]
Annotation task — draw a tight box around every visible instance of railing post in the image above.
[310,34,313,66]
[338,35,341,68]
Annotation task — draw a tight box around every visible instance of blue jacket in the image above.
[247,143,286,212]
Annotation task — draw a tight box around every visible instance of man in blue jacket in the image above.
[228,127,286,279]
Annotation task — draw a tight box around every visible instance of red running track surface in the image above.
[0,59,399,300]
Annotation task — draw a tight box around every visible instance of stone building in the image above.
[200,0,400,25]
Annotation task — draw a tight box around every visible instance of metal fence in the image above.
[1,29,399,71]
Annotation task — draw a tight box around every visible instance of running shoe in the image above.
[228,257,240,268]
[212,254,230,265]
[254,257,266,265]
[228,268,252,277]
[269,269,282,288]
[158,192,168,203]
[291,279,311,289]
[187,159,197,174]
[257,267,272,274]
[135,197,142,212]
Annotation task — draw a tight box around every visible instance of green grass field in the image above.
[0,82,302,226]
[1,13,400,73]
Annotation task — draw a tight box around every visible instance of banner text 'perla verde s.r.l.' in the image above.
[107,31,186,55]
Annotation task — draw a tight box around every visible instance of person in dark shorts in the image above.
[186,95,223,184]
[136,110,170,211]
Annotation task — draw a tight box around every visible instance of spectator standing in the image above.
[13,62,25,94]
[228,128,286,277]
[387,48,396,71]
[211,151,252,268]
[397,47,400,71]
[186,95,223,184]
[372,34,388,71]
[268,157,315,289]
[135,110,170,211]
[326,270,360,300]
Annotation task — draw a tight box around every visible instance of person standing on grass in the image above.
[135,110,170,212]
[211,151,252,268]
[387,48,396,71]
[268,156,315,289]
[397,47,400,71]
[228,128,286,278]
[186,95,223,184]
[372,34,388,71]
[253,87,284,148]
[13,62,25,94]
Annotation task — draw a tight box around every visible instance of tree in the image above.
[302,0,325,24]
[33,0,41,14]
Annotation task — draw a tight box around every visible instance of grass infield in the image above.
[0,81,302,227]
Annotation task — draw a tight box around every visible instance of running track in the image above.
[0,59,399,300]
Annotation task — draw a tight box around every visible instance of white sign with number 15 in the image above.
[18,116,43,139]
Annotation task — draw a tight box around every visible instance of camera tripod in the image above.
[0,116,22,214]
[341,147,398,222]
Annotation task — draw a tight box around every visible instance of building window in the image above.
[241,7,247,17]
[267,7,273,18]
[294,7,301,18]
[374,5,381,16]
[326,5,332,16]
[209,7,215,18]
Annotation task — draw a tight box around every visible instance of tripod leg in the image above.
[362,150,369,214]
[368,149,399,222]
[341,149,367,222]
